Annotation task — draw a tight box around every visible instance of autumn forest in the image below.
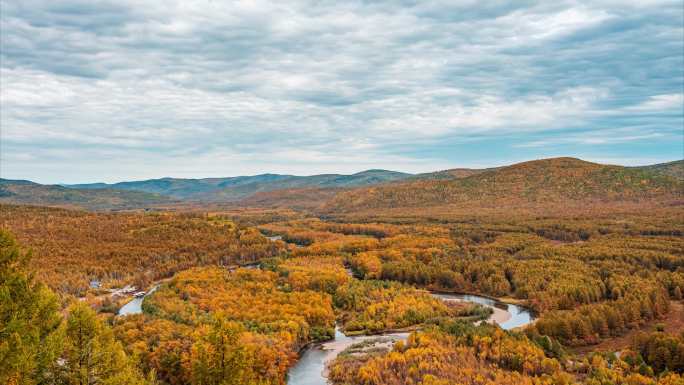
[1,158,683,385]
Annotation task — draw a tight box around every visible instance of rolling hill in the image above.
[410,167,494,181]
[67,169,411,201]
[322,157,684,212]
[633,160,684,180]
[0,179,175,210]
[238,187,344,210]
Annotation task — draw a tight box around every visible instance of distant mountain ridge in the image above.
[66,169,412,201]
[0,179,174,210]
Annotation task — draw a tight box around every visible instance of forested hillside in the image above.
[324,158,683,212]
[635,160,684,180]
[0,205,283,295]
[238,187,344,210]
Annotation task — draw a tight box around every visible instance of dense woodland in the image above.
[328,321,684,385]
[1,190,683,384]
[0,205,283,296]
[116,266,336,384]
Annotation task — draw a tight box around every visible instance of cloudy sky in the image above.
[1,0,682,183]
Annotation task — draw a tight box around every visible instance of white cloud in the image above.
[501,6,614,42]
[514,127,669,148]
[626,94,684,111]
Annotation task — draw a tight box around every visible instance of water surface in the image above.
[117,285,158,316]
[287,327,409,385]
[430,292,533,330]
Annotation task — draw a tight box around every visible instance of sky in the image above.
[1,0,683,184]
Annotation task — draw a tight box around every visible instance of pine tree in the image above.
[190,316,247,385]
[0,230,62,385]
[60,302,149,385]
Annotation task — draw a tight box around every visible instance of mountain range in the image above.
[1,158,681,211]
[0,179,174,210]
[66,169,411,201]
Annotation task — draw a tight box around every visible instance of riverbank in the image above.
[287,326,410,385]
[488,306,512,325]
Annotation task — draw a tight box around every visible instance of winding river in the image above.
[113,259,534,385]
[287,292,535,385]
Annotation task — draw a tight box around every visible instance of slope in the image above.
[633,160,684,180]
[323,157,683,212]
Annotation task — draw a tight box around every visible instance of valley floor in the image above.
[2,203,683,385]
